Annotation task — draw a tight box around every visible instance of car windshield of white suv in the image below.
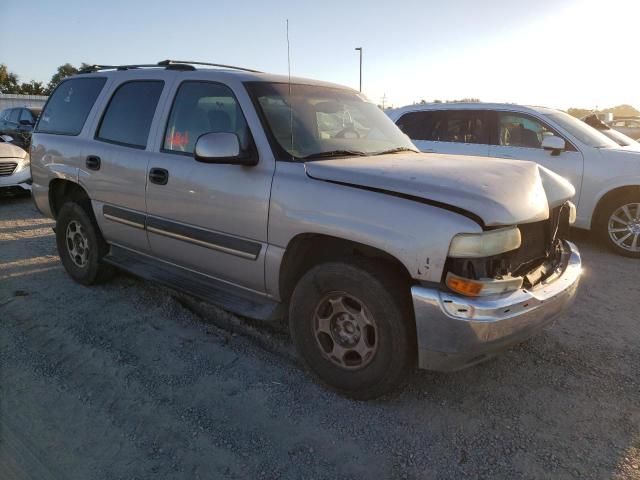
[543,110,619,149]
[247,82,417,160]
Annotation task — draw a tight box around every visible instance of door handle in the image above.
[86,155,101,170]
[149,167,169,185]
[423,149,435,153]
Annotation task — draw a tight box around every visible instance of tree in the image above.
[44,63,92,94]
[0,64,20,94]
[603,104,640,118]
[567,108,592,119]
[19,80,46,96]
[568,104,640,119]
[46,63,79,94]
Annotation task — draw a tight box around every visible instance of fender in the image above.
[582,176,640,229]
[266,162,482,295]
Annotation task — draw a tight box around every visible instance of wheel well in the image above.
[278,234,412,302]
[49,179,91,219]
[592,185,640,229]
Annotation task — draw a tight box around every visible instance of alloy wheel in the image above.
[608,202,640,253]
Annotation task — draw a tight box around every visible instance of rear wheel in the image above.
[597,193,640,258]
[56,202,114,285]
[289,259,415,399]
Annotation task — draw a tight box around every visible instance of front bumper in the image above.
[412,240,581,371]
[0,161,31,191]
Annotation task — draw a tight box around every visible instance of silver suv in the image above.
[31,61,582,398]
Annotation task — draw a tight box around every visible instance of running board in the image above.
[103,245,283,321]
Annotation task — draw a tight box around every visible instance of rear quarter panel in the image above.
[30,134,92,217]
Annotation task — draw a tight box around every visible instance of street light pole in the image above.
[355,47,362,92]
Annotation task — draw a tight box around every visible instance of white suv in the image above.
[388,103,640,257]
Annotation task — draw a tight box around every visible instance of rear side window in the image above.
[36,78,106,135]
[396,111,441,141]
[97,81,164,149]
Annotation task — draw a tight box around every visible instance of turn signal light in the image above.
[446,274,485,296]
[445,272,524,297]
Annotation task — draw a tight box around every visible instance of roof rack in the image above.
[78,60,261,74]
[157,60,262,73]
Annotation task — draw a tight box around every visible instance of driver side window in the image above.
[163,81,252,155]
[498,113,566,149]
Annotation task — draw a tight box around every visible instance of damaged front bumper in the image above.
[411,240,581,371]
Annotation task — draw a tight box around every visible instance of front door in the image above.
[144,80,274,293]
[488,111,584,204]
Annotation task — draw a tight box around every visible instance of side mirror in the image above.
[194,132,256,166]
[0,135,14,143]
[542,136,565,155]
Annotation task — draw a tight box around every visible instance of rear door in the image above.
[396,109,490,157]
[144,79,274,292]
[82,76,171,253]
[488,111,584,202]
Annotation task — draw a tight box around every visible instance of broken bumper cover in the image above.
[412,240,581,371]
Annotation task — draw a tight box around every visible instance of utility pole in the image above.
[381,93,387,110]
[355,47,362,92]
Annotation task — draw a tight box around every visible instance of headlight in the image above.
[13,157,30,173]
[448,226,521,258]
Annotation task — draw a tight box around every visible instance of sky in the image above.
[2,0,639,110]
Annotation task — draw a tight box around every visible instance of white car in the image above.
[0,136,31,193]
[388,103,640,257]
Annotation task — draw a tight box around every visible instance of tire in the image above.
[596,191,640,258]
[289,259,415,399]
[56,202,114,285]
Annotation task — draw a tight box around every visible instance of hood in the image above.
[607,143,640,153]
[0,142,28,159]
[305,153,575,227]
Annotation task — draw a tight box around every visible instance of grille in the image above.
[0,162,18,176]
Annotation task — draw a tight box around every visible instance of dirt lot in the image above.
[0,195,638,480]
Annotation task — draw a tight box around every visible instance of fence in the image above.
[0,94,48,111]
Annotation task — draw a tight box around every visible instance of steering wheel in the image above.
[334,127,361,139]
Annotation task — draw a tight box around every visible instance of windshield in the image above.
[544,110,619,148]
[246,82,416,159]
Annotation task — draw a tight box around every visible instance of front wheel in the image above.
[56,202,114,285]
[289,259,415,399]
[598,194,640,258]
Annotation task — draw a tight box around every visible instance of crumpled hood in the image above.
[305,153,575,227]
[0,142,28,159]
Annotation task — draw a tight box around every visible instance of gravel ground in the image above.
[0,195,638,480]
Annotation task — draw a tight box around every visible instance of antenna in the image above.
[286,19,294,157]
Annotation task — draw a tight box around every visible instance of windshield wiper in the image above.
[373,147,419,155]
[302,150,368,160]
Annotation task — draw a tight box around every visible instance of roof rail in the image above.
[78,64,160,73]
[157,60,262,73]
[78,60,261,74]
